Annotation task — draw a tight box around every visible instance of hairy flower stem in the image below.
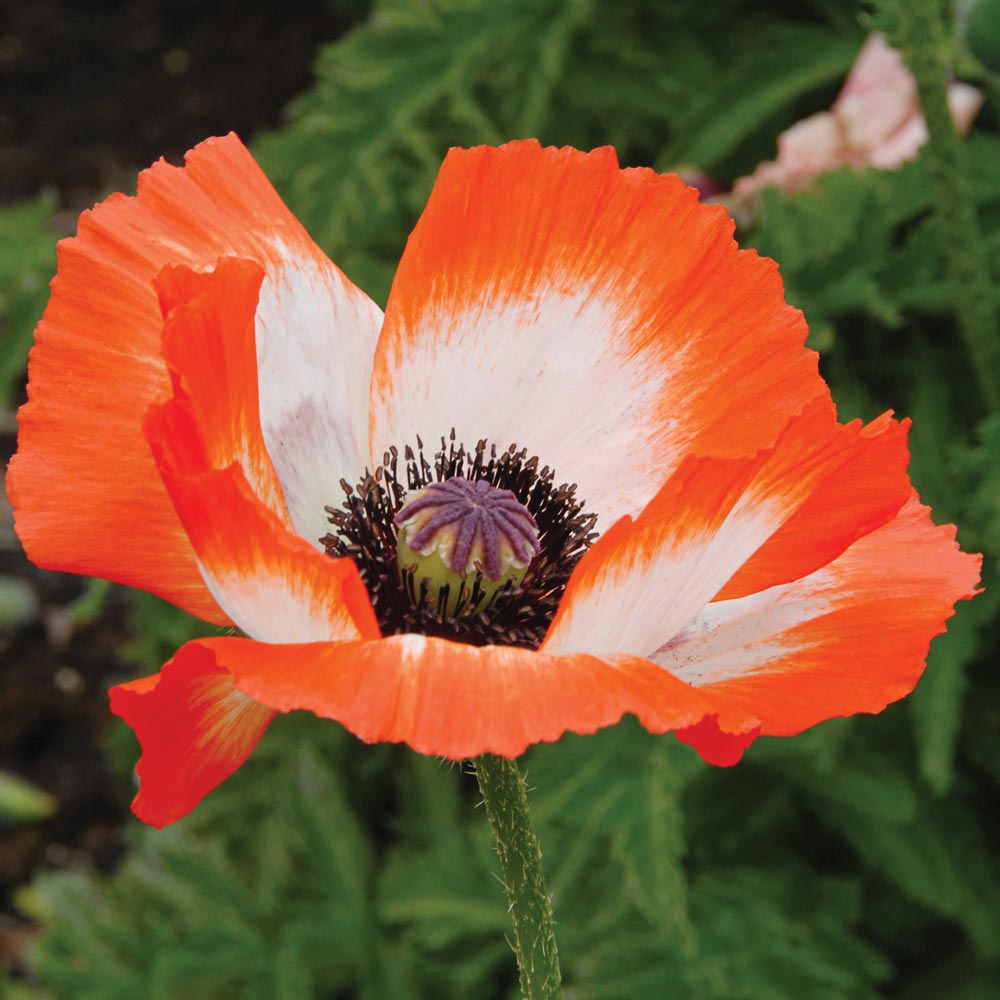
[474,754,562,999]
[890,0,1000,411]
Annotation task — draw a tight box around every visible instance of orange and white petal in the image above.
[543,400,912,659]
[146,397,379,644]
[253,238,383,548]
[654,494,982,741]
[371,139,826,531]
[133,135,383,545]
[543,453,760,659]
[8,134,381,619]
[715,406,911,601]
[110,644,276,828]
[112,634,759,824]
[155,258,292,527]
[156,634,759,762]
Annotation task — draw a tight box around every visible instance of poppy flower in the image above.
[7,135,980,828]
[732,33,983,202]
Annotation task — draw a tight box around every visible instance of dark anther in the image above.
[321,434,598,650]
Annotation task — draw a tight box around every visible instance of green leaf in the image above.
[123,591,219,669]
[527,722,701,946]
[256,0,596,302]
[908,600,977,795]
[0,195,58,405]
[810,782,1000,958]
[0,771,57,822]
[377,756,508,949]
[666,25,862,167]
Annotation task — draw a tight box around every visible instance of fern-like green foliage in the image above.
[0,196,57,406]
[255,0,864,302]
[25,719,902,1000]
[5,0,1000,998]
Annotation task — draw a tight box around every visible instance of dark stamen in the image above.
[321,435,598,650]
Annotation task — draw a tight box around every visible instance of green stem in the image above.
[474,754,562,999]
[890,0,1000,411]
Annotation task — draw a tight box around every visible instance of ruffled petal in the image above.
[543,399,911,658]
[155,258,292,528]
[146,396,379,644]
[159,634,759,761]
[371,139,826,530]
[655,494,982,740]
[8,134,381,620]
[714,407,912,600]
[135,135,384,545]
[110,643,276,828]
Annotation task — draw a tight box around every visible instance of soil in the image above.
[0,0,364,975]
[0,0,362,205]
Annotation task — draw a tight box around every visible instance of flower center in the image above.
[321,433,597,649]
[394,477,540,617]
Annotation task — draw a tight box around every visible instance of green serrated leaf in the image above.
[614,746,696,949]
[668,26,862,167]
[811,787,1000,958]
[909,600,977,795]
[255,0,589,301]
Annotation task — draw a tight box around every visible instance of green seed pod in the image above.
[394,477,540,617]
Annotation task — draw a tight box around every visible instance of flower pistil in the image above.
[321,434,597,648]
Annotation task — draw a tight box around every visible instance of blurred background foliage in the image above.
[2,0,1000,997]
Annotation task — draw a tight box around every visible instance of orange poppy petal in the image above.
[655,494,982,739]
[146,398,379,643]
[672,716,761,766]
[8,134,381,620]
[110,644,276,828]
[160,634,759,761]
[155,258,292,528]
[114,635,756,823]
[715,406,912,601]
[371,139,826,532]
[543,399,912,659]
